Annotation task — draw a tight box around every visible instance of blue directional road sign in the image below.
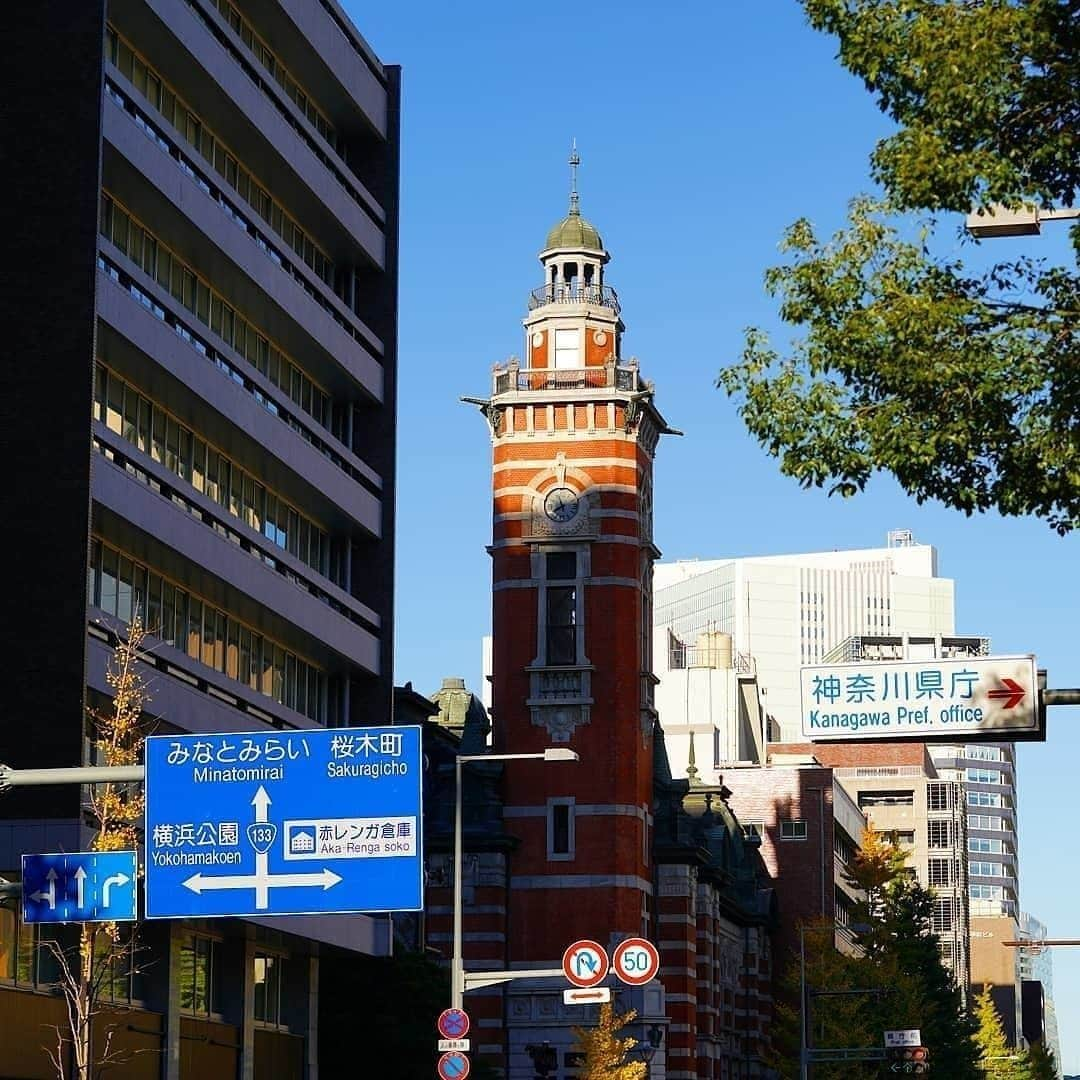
[22,851,137,924]
[144,726,423,919]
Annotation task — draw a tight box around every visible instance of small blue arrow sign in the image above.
[22,851,137,923]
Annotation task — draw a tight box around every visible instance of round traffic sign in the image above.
[437,1050,470,1080]
[562,939,609,988]
[437,1008,470,1040]
[612,937,660,986]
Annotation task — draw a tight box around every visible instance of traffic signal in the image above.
[888,1046,930,1074]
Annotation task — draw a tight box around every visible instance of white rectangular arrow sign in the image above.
[800,655,1039,741]
[563,987,612,1005]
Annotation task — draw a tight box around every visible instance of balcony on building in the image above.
[491,355,645,399]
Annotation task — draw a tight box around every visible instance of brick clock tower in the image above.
[472,152,674,1072]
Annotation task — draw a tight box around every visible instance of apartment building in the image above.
[3,1,400,1076]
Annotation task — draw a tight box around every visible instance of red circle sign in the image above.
[437,1051,470,1080]
[612,937,660,986]
[437,1008,470,1040]
[562,939,609,988]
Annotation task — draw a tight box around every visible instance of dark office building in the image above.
[2,0,399,1075]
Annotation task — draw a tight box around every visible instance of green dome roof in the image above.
[544,209,603,252]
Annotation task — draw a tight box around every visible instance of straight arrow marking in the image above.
[74,866,87,909]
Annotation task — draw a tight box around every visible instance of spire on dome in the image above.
[568,138,581,216]
[543,141,605,254]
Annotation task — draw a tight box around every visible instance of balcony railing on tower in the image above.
[527,282,621,314]
[492,357,642,396]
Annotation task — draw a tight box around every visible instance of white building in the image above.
[652,532,1020,1001]
[654,530,956,746]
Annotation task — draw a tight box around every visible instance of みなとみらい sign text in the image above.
[800,655,1039,741]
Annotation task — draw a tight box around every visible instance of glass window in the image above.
[928,858,951,887]
[546,551,577,580]
[100,546,119,615]
[191,437,206,492]
[187,597,203,660]
[780,820,807,840]
[106,372,124,434]
[857,790,913,808]
[545,586,577,666]
[928,820,951,849]
[253,952,285,1026]
[553,329,580,369]
[179,934,220,1016]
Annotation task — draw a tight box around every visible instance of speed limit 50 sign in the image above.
[612,937,660,986]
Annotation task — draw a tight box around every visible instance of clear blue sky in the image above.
[348,1,1079,1066]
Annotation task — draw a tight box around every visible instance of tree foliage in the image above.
[769,832,979,1078]
[973,986,1027,1079]
[720,0,1080,533]
[1025,1039,1059,1080]
[42,617,151,1080]
[801,0,1079,214]
[572,1004,647,1080]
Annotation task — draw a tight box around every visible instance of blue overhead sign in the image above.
[144,726,423,919]
[22,851,137,923]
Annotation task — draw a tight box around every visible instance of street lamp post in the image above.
[451,747,580,1010]
[966,204,1080,238]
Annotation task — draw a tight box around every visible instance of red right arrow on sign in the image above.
[987,678,1026,709]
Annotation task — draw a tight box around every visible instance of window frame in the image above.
[546,797,576,862]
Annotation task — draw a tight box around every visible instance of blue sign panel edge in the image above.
[142,726,424,920]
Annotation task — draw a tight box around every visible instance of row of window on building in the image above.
[88,537,328,723]
[100,193,332,433]
[0,915,287,1028]
[94,364,334,583]
[207,0,338,148]
[105,26,335,289]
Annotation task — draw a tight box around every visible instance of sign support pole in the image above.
[452,755,465,1011]
[0,764,145,790]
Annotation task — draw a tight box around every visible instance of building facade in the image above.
[3,1,400,1076]
[723,758,866,967]
[777,741,972,993]
[1018,913,1063,1077]
[654,533,955,742]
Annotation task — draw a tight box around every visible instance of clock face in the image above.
[544,486,580,523]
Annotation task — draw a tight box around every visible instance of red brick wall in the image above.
[725,766,837,976]
[771,740,935,772]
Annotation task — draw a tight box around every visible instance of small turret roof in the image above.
[544,209,603,253]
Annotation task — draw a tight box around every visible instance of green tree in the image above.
[1025,1040,1059,1080]
[843,827,908,958]
[874,877,980,1079]
[572,1004,647,1080]
[973,986,1028,1079]
[720,0,1079,533]
[768,921,912,1080]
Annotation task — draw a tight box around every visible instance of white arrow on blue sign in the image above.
[21,851,137,923]
[144,726,423,919]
